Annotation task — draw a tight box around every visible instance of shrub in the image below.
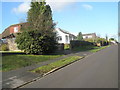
[96,38,109,46]
[15,31,57,55]
[0,44,9,51]
[64,44,70,50]
[70,40,93,49]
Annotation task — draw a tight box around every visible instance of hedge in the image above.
[70,40,93,49]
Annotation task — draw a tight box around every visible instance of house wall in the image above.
[10,25,21,34]
[55,28,76,44]
[56,28,67,44]
[6,38,20,51]
[83,34,96,39]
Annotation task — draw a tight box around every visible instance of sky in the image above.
[1,0,119,40]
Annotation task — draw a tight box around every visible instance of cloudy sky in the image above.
[1,0,119,40]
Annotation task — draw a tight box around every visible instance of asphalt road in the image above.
[21,45,118,88]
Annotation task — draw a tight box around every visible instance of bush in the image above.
[64,44,70,50]
[96,38,109,46]
[0,44,9,51]
[70,40,93,49]
[15,30,57,55]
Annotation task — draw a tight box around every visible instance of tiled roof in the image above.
[1,22,28,39]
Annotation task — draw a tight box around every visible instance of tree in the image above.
[105,34,108,41]
[77,32,83,41]
[109,38,115,41]
[16,0,57,54]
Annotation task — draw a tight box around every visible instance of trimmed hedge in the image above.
[70,40,93,49]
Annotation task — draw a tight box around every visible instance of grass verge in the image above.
[2,54,62,72]
[72,45,110,52]
[89,45,110,52]
[31,56,83,75]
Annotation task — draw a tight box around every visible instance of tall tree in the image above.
[27,1,55,36]
[16,0,57,54]
[77,32,83,40]
[105,34,108,41]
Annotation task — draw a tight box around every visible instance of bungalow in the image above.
[55,28,76,44]
[82,33,97,39]
[0,23,76,50]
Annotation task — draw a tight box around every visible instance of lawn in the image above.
[31,56,83,75]
[2,54,62,72]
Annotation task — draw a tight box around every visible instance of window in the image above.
[57,36,62,41]
[69,35,72,40]
[66,35,68,42]
[14,27,18,33]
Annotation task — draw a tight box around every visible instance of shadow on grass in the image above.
[1,45,105,56]
[1,52,26,56]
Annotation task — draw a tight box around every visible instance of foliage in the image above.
[2,54,62,71]
[32,56,82,74]
[26,1,55,36]
[109,38,115,41]
[16,1,57,54]
[105,34,108,41]
[70,40,93,49]
[77,32,83,40]
[64,44,70,50]
[96,38,109,46]
[16,31,57,54]
[0,44,9,51]
[89,45,110,52]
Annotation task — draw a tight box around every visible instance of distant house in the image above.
[55,28,76,44]
[82,33,97,39]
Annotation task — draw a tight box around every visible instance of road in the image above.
[21,45,118,88]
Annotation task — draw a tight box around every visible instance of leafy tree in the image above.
[77,32,83,41]
[16,0,57,54]
[96,38,108,46]
[109,38,115,41]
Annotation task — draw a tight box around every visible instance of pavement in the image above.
[2,49,92,89]
[19,45,118,88]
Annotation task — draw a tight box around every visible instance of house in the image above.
[82,33,97,39]
[2,22,28,39]
[55,28,76,44]
[0,23,76,50]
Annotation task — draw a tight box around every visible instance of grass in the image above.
[2,54,62,72]
[31,56,82,75]
[89,45,110,52]
[64,44,70,50]
[72,45,110,52]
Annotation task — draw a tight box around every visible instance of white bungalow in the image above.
[55,28,77,44]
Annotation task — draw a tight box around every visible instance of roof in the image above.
[10,22,28,27]
[1,22,28,39]
[57,28,76,36]
[82,33,96,36]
